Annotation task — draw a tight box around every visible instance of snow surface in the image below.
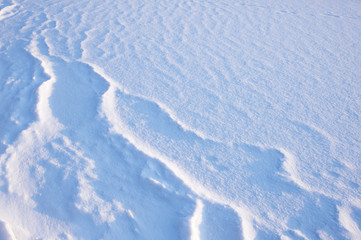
[0,0,361,239]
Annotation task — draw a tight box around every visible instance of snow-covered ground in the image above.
[1,0,361,239]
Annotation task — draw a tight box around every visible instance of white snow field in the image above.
[0,0,361,239]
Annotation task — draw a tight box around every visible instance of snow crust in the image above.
[0,0,361,239]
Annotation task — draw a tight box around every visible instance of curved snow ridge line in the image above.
[89,62,257,240]
[27,37,60,127]
[88,63,315,240]
[88,63,220,143]
[102,83,257,240]
[152,100,217,143]
[230,205,256,240]
[0,34,71,238]
[225,137,310,198]
[279,147,340,201]
[3,35,122,228]
[189,199,204,240]
[278,148,312,192]
[0,0,19,21]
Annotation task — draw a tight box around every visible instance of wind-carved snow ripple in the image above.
[1,9,201,239]
[2,0,361,239]
[32,40,200,239]
[95,65,356,239]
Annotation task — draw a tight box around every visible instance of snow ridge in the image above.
[92,62,257,239]
[189,199,204,240]
[0,0,361,239]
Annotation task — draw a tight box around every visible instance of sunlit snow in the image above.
[1,0,361,239]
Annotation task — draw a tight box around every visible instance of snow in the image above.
[190,199,204,240]
[1,0,361,239]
